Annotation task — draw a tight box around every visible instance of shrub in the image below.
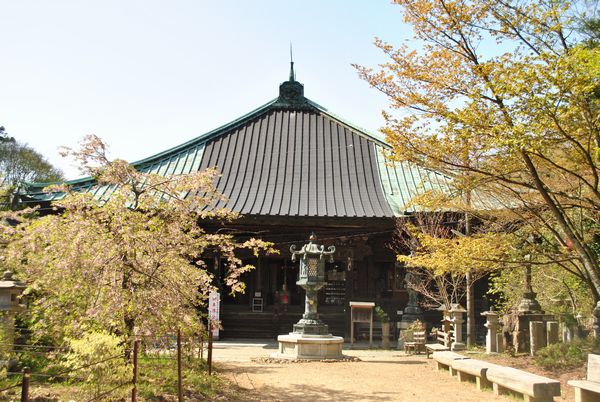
[374,306,390,323]
[63,331,130,399]
[399,319,426,342]
[406,319,425,332]
[535,338,599,370]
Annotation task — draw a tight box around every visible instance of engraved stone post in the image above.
[529,321,546,356]
[547,321,559,345]
[495,332,504,353]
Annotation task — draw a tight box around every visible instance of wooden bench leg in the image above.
[493,383,508,396]
[456,371,471,383]
[476,376,491,390]
[574,387,598,402]
[523,396,554,402]
[449,366,456,377]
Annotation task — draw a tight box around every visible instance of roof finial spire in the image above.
[289,42,295,82]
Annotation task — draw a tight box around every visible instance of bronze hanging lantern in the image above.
[289,233,335,336]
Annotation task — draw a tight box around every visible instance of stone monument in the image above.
[401,269,423,323]
[397,269,424,348]
[273,234,344,360]
[514,256,554,353]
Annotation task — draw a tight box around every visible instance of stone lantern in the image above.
[290,233,335,335]
[273,234,344,360]
[0,271,26,359]
[449,303,466,351]
[0,271,26,309]
[481,310,500,353]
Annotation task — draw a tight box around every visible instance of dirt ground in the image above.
[211,340,573,402]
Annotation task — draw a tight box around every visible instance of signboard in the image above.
[208,291,220,340]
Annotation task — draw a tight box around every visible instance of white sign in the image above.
[208,291,220,339]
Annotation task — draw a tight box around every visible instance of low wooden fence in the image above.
[0,326,215,402]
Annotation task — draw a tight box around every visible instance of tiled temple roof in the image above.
[19,73,458,217]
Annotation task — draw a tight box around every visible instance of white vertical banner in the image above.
[208,291,220,339]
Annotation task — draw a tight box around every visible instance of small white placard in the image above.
[208,291,220,339]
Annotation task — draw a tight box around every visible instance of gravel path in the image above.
[212,340,513,402]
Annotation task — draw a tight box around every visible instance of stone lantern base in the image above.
[272,333,344,360]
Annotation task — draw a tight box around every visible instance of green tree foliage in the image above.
[489,251,594,318]
[356,0,600,308]
[0,126,63,188]
[394,212,511,310]
[0,135,274,344]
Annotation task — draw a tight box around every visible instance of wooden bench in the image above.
[432,351,469,376]
[425,330,451,358]
[451,358,503,390]
[486,365,561,402]
[404,331,426,355]
[568,353,600,402]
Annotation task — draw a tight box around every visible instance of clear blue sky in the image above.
[1,1,412,179]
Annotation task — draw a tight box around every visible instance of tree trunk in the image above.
[464,210,475,347]
[122,266,135,361]
[466,271,475,347]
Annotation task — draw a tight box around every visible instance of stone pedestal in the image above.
[515,313,554,353]
[273,333,344,360]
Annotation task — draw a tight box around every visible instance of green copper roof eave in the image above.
[21,98,282,191]
[130,98,281,168]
